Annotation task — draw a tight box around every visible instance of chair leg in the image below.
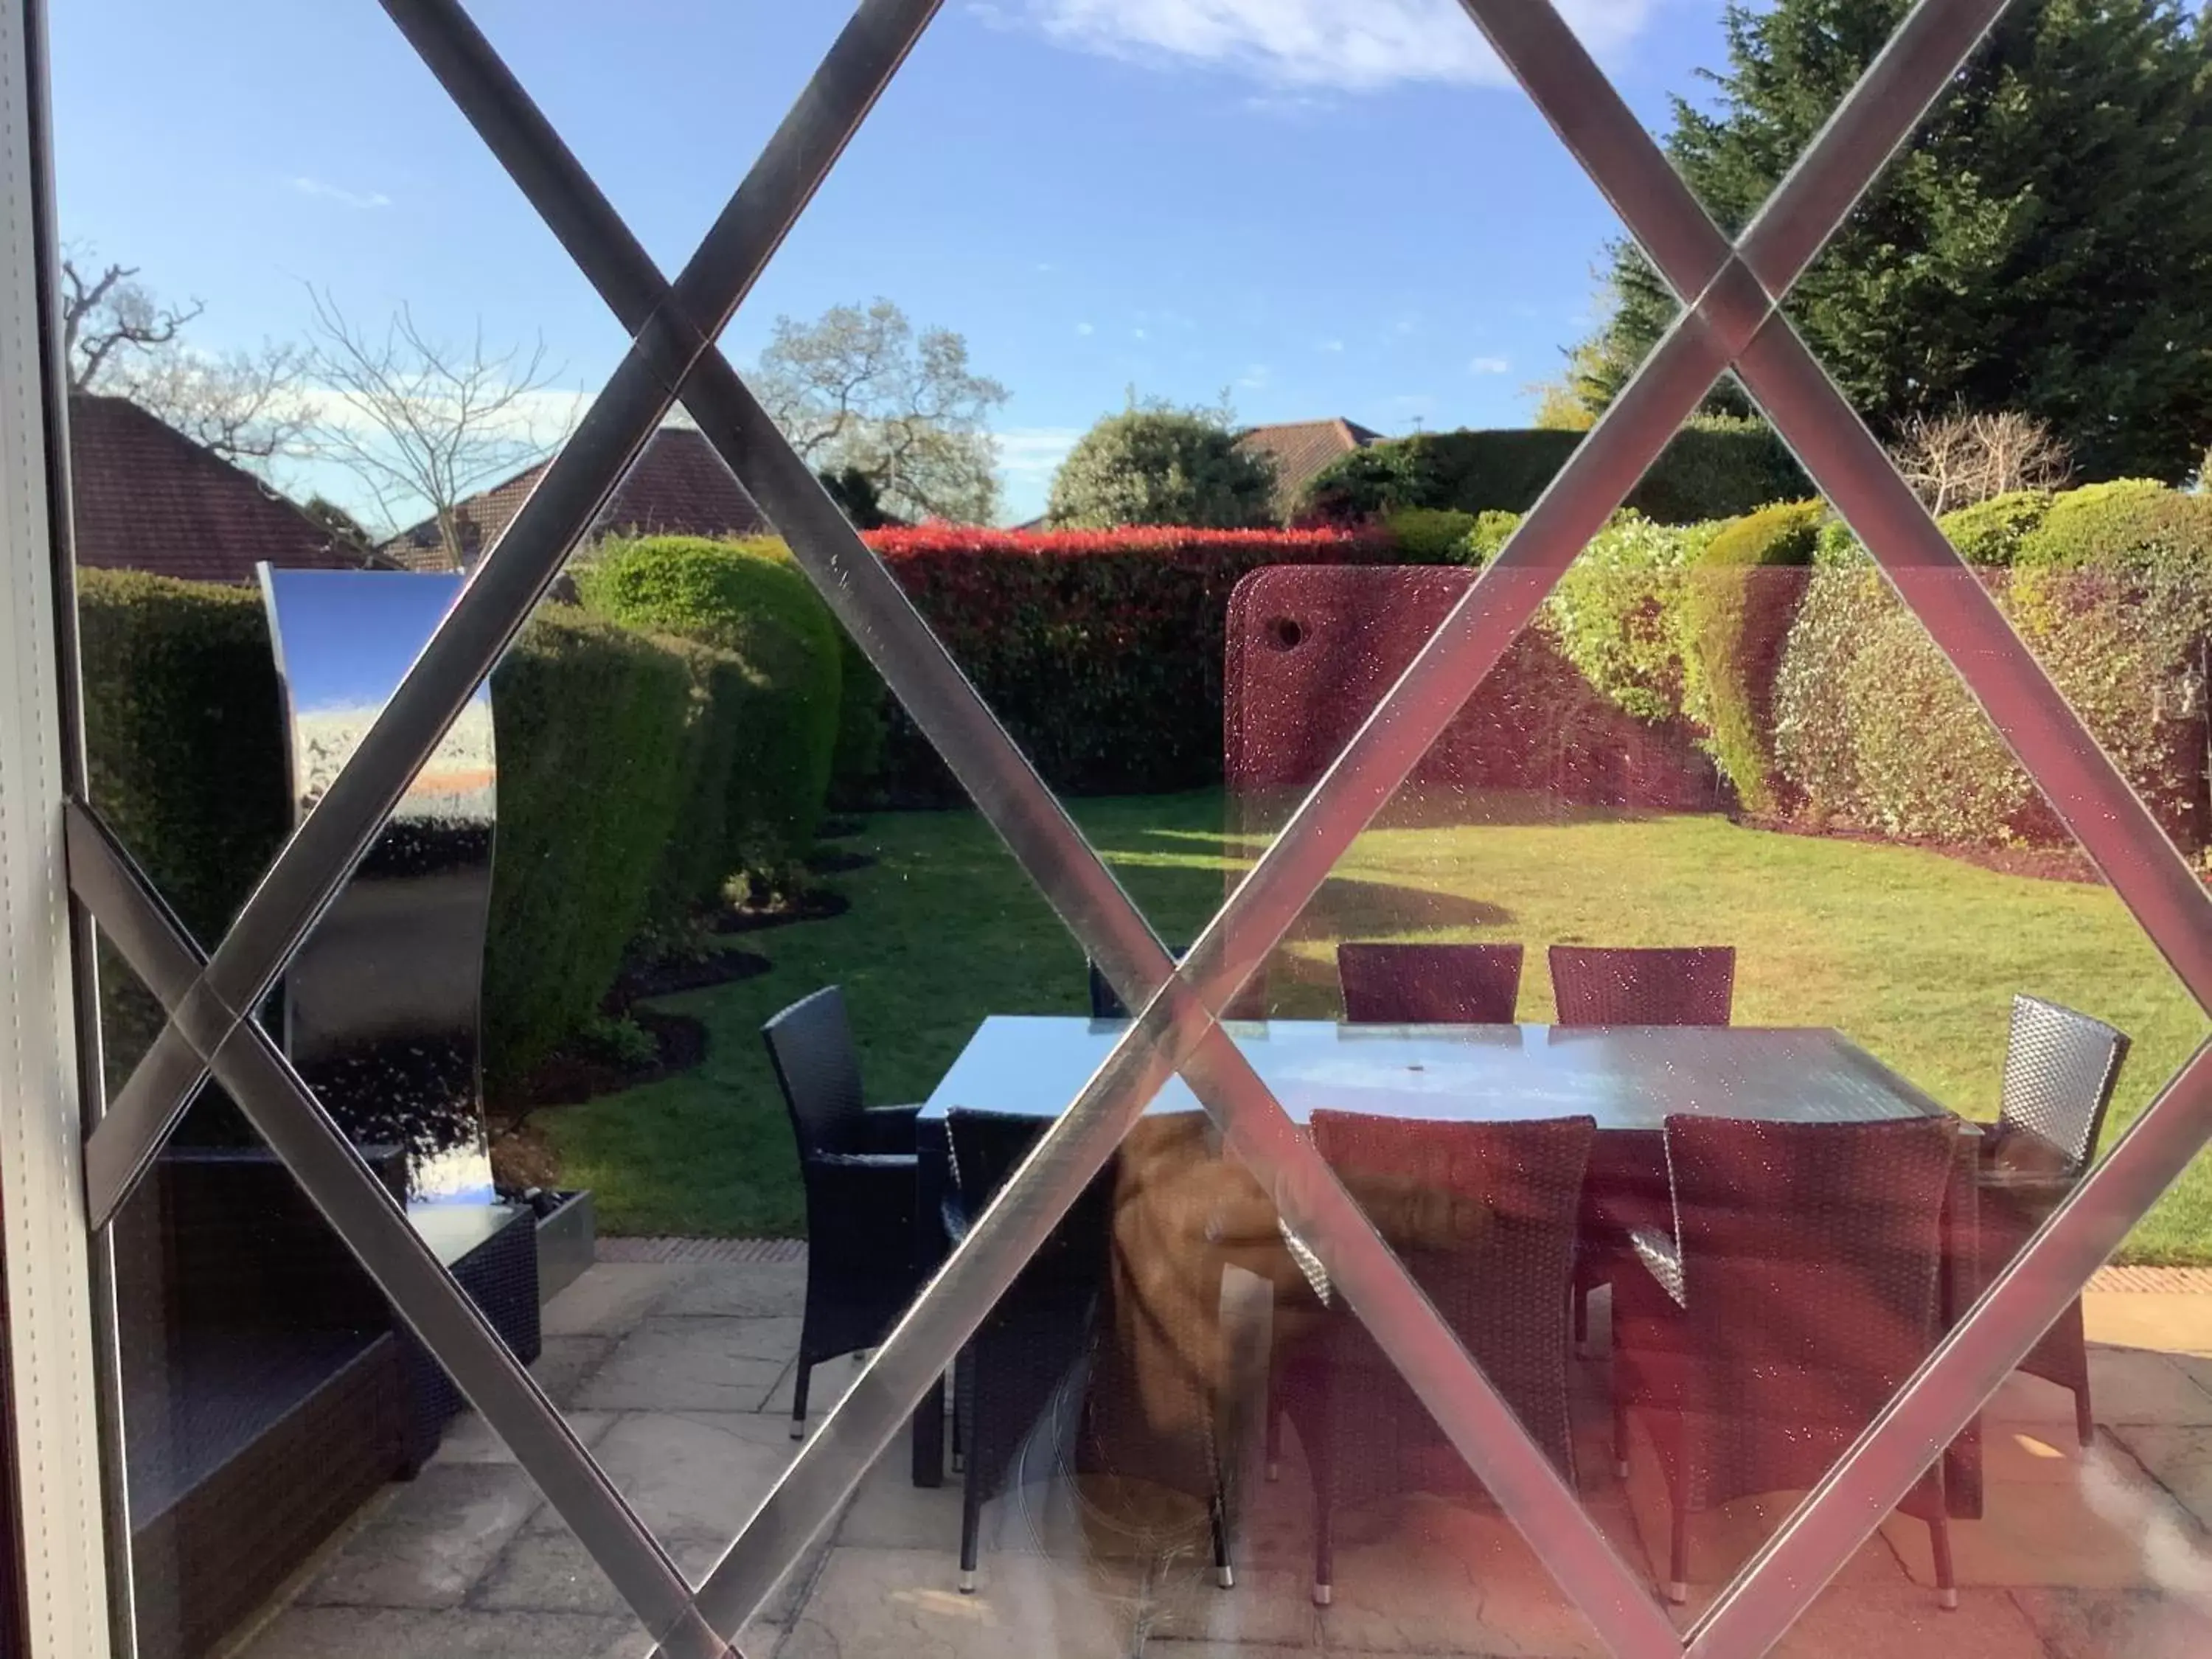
[1574,1281,1590,1354]
[790,1360,812,1441]
[1613,1399,1631,1481]
[1668,1490,1690,1606]
[1210,1491,1234,1590]
[2075,1384,2096,1451]
[1264,1385,1284,1483]
[1312,1500,1334,1607]
[1927,1511,1958,1611]
[959,1456,984,1594]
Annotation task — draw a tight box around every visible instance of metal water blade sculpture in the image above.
[259,566,498,1206]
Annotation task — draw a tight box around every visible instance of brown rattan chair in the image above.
[1978,994,2129,1446]
[1612,1115,1971,1607]
[1551,945,1736,1351]
[1337,942,1524,1024]
[1274,1111,1594,1606]
[1548,945,1736,1027]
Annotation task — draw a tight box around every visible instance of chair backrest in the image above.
[1338,942,1524,1024]
[1550,945,1735,1027]
[1999,995,2130,1171]
[761,987,867,1160]
[1088,947,1186,1021]
[1308,1110,1594,1478]
[1661,1115,1958,1406]
[945,1109,1114,1305]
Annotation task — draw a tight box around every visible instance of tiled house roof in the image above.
[381,425,771,570]
[68,393,372,583]
[1237,418,1385,522]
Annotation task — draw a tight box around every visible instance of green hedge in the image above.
[1545,513,1722,725]
[1301,418,1807,526]
[1680,501,1824,815]
[577,536,844,892]
[1775,478,2212,850]
[636,635,752,931]
[77,569,289,945]
[484,608,692,1085]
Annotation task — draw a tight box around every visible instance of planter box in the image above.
[535,1189,595,1304]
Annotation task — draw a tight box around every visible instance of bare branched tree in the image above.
[1892,408,2074,515]
[757,298,1007,524]
[111,339,314,464]
[62,248,204,391]
[302,288,576,566]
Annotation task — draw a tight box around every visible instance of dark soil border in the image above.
[496,1006,709,1113]
[804,846,877,876]
[713,888,852,934]
[615,947,771,1002]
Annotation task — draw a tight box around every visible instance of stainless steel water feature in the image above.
[259,565,498,1206]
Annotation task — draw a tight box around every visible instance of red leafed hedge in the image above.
[860,526,1399,801]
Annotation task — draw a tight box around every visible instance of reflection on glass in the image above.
[259,566,495,1203]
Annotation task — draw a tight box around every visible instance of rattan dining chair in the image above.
[1274,1111,1595,1607]
[1551,945,1736,1351]
[762,987,925,1441]
[1548,945,1736,1028]
[1979,994,2130,1446]
[1337,942,1526,1024]
[1611,1115,1969,1607]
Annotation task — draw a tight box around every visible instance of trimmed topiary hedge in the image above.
[77,569,290,945]
[1545,513,1722,725]
[863,525,1397,801]
[577,535,844,892]
[635,635,752,931]
[1680,500,1825,815]
[483,608,692,1087]
[1301,419,1806,527]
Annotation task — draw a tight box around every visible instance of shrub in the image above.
[828,631,888,810]
[483,608,692,1087]
[1935,489,2053,566]
[1546,514,1721,724]
[1679,500,1825,813]
[1467,510,1522,563]
[863,525,1395,799]
[2016,479,2212,575]
[1773,562,1886,820]
[1046,404,1278,529]
[77,569,289,944]
[1299,442,1444,524]
[576,535,844,890]
[1298,421,1806,526]
[1382,507,1483,564]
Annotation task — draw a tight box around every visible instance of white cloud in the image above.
[994,425,1085,484]
[1318,338,1345,354]
[1009,0,1655,92]
[290,175,392,210]
[1131,326,1149,341]
[1468,355,1512,375]
[1076,321,1096,335]
[1238,363,1272,390]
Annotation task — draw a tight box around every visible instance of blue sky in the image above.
[49,0,1733,525]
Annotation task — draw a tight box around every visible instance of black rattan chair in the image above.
[1552,945,1736,1351]
[1338,942,1524,1024]
[762,987,924,1440]
[1612,1116,1971,1607]
[1978,994,2130,1446]
[1275,1111,1593,1606]
[943,1108,1158,1591]
[1088,947,1190,1020]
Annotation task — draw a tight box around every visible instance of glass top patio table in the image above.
[919,1018,1951,1129]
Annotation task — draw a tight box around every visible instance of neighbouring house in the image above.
[1237,417,1385,523]
[381,424,770,571]
[68,393,377,583]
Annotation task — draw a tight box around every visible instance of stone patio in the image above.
[222,1252,2212,1658]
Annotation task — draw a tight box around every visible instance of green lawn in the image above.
[540,790,2211,1260]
